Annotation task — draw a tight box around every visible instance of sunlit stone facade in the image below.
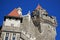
[1,4,57,40]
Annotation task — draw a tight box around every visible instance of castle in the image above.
[0,4,57,40]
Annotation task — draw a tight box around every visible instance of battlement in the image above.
[3,16,22,27]
[41,14,57,26]
[41,14,56,23]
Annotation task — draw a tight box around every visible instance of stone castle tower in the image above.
[1,4,57,40]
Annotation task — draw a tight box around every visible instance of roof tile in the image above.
[8,8,19,17]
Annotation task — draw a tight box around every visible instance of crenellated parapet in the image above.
[40,14,57,27]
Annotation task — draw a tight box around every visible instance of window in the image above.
[5,33,9,40]
[12,33,16,40]
[13,37,15,40]
[5,37,8,40]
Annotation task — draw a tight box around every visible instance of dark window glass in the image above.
[12,33,16,40]
[5,37,8,40]
[13,37,15,40]
[5,33,9,40]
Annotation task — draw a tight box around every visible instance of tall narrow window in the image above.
[12,33,16,40]
[5,33,9,40]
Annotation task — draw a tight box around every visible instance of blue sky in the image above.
[0,0,60,40]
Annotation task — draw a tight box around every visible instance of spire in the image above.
[8,8,19,17]
[36,4,41,10]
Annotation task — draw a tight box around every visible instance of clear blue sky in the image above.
[0,0,60,40]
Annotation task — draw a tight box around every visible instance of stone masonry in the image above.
[1,4,57,40]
